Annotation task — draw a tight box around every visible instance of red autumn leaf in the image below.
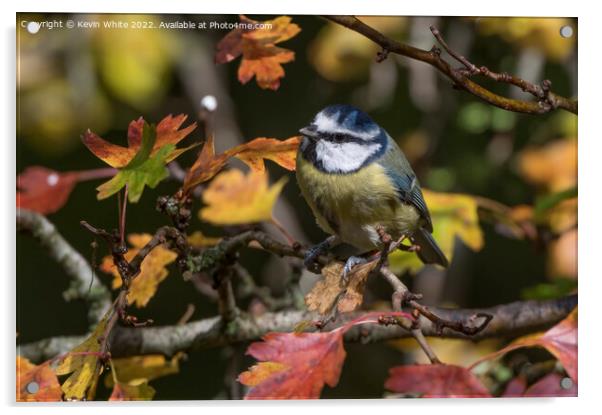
[216,15,301,90]
[83,114,196,168]
[183,135,300,194]
[471,307,577,383]
[385,364,491,398]
[524,373,577,397]
[501,376,527,397]
[17,167,78,215]
[501,373,576,397]
[238,312,412,399]
[16,356,62,402]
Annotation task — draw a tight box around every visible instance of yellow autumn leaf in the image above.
[389,337,501,367]
[199,169,288,225]
[187,231,222,248]
[100,233,177,308]
[476,17,576,61]
[389,189,484,274]
[54,309,111,400]
[104,353,183,388]
[109,380,155,401]
[308,17,407,82]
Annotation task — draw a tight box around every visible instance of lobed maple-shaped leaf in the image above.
[305,260,378,315]
[54,310,111,400]
[216,15,301,90]
[84,115,197,202]
[83,114,196,169]
[389,189,484,273]
[199,169,287,226]
[16,356,62,402]
[238,312,413,399]
[183,135,300,194]
[471,307,577,383]
[100,233,177,308]
[385,364,492,398]
[17,167,78,215]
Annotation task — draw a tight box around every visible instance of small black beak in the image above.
[299,125,319,140]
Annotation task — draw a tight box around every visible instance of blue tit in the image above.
[296,104,448,275]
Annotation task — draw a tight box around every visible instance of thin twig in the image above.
[325,16,577,115]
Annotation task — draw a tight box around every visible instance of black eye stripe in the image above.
[319,131,372,143]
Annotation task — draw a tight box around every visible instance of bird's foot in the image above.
[342,255,368,282]
[304,237,336,269]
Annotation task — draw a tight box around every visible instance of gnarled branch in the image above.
[18,294,576,362]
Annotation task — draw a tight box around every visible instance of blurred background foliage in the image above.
[17,14,577,399]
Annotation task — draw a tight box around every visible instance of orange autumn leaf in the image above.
[231,137,301,173]
[17,166,79,215]
[199,169,287,226]
[518,138,577,192]
[16,356,62,402]
[238,312,412,399]
[216,15,301,90]
[100,234,177,307]
[385,364,491,398]
[183,135,300,194]
[471,307,577,383]
[238,362,288,387]
[83,114,196,168]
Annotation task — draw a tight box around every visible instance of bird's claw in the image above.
[342,256,368,282]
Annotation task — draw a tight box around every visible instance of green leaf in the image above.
[96,144,175,202]
[125,122,157,169]
[534,186,577,220]
[521,278,577,300]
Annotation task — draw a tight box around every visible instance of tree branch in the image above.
[325,16,577,115]
[18,295,576,362]
[16,209,112,326]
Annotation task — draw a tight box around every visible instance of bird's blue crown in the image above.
[311,104,382,141]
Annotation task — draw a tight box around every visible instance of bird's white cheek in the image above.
[316,141,381,173]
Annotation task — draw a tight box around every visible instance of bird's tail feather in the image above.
[412,227,449,267]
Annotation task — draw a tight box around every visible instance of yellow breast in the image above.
[296,152,420,250]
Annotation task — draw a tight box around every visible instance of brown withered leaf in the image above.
[16,356,62,402]
[305,260,378,315]
[183,135,300,194]
[216,15,301,90]
[100,233,177,308]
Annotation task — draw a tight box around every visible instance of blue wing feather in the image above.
[379,143,433,232]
